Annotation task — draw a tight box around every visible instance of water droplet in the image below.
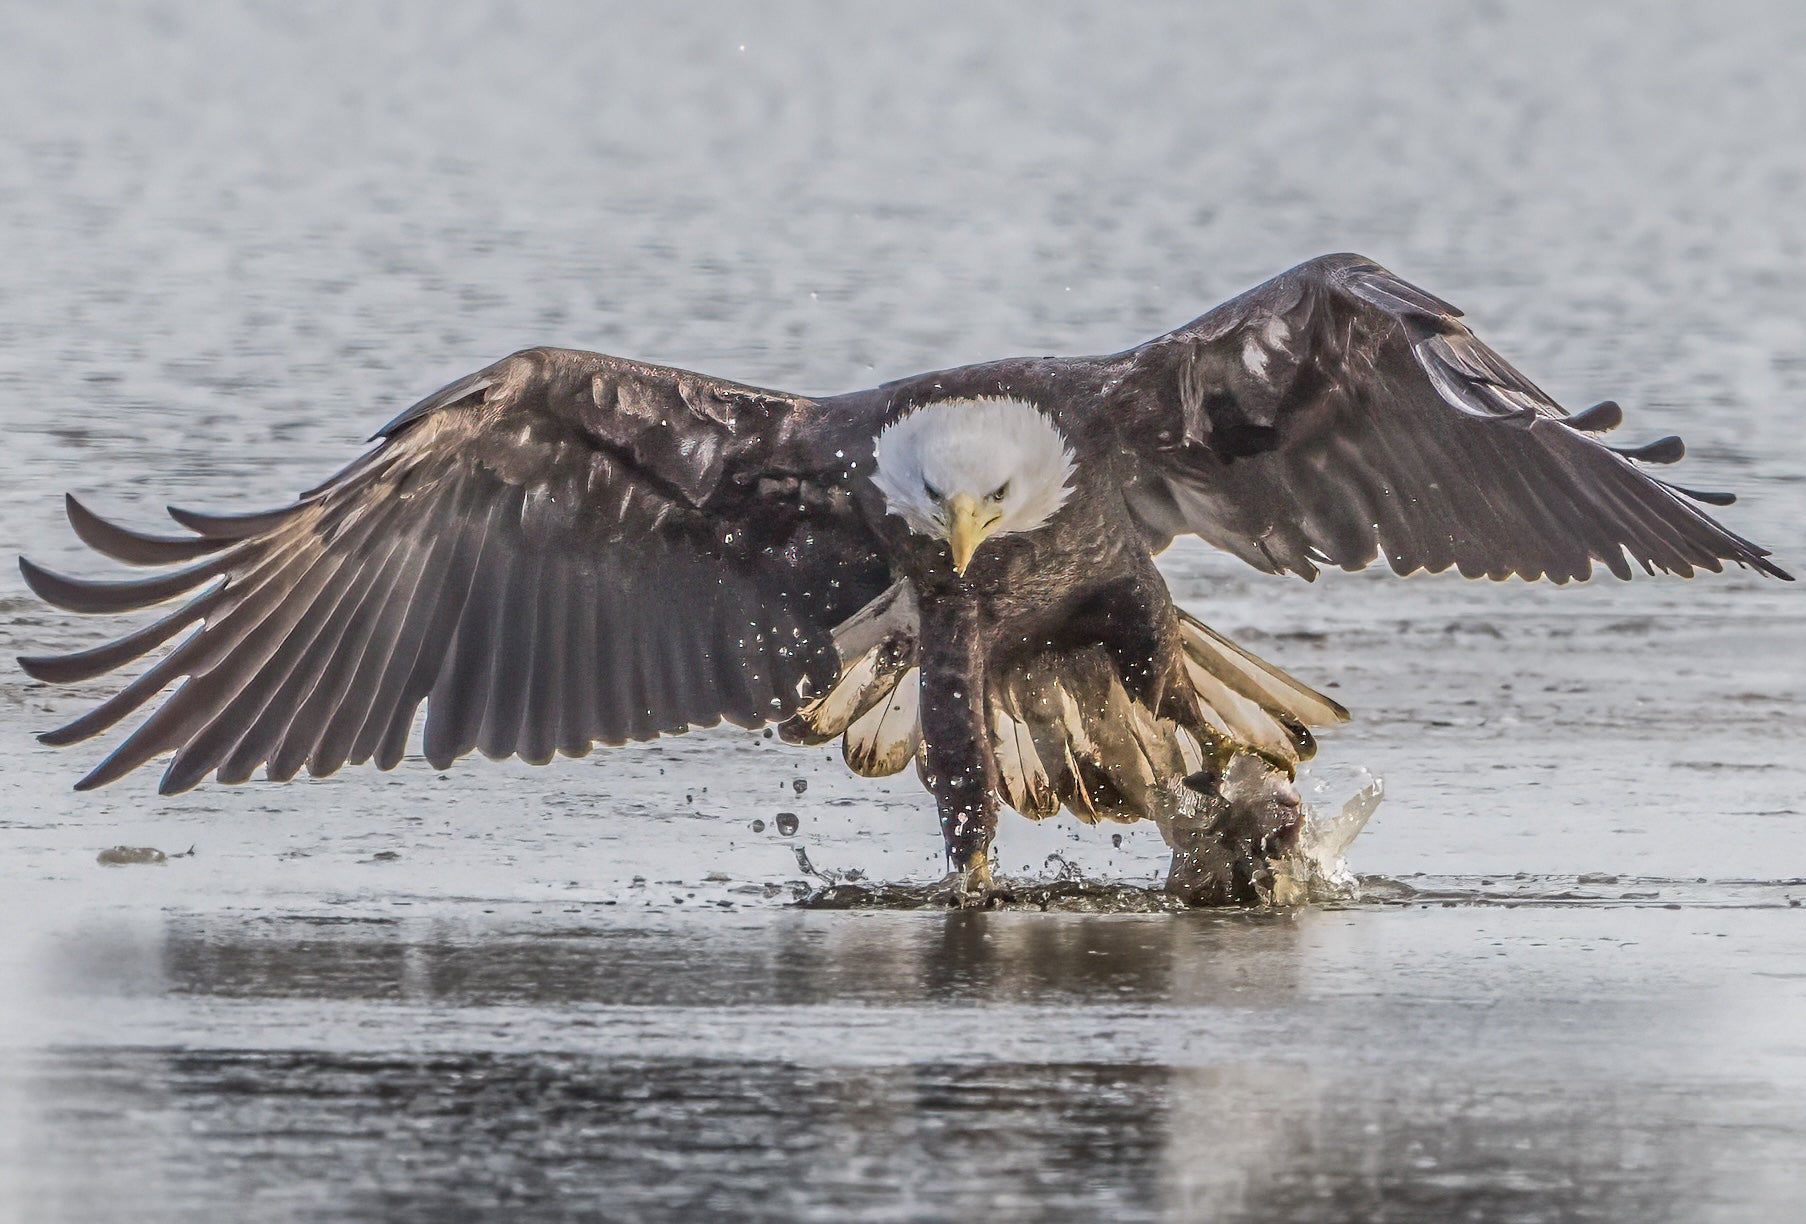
[750,819,766,833]
[792,778,808,795]
[775,812,800,836]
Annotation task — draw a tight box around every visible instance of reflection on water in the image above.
[71,908,1306,1009]
[14,1049,1733,1224]
[10,907,1804,1222]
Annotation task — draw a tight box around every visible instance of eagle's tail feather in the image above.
[782,586,1349,823]
[779,581,920,777]
[841,667,921,777]
[1174,610,1350,732]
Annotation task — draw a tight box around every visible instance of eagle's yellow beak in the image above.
[946,493,998,575]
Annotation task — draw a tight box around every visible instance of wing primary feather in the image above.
[476,543,545,760]
[224,501,436,781]
[706,580,761,729]
[586,561,634,746]
[1610,435,1685,465]
[1531,454,1637,583]
[1662,482,1737,508]
[346,477,482,768]
[263,530,420,783]
[180,531,407,788]
[518,556,573,766]
[670,573,723,731]
[65,495,232,566]
[422,487,522,768]
[1538,448,1659,582]
[203,498,427,781]
[166,504,305,540]
[46,526,332,751]
[350,472,494,772]
[612,566,659,741]
[20,552,241,615]
[185,510,418,789]
[1577,456,1706,577]
[210,595,362,784]
[634,555,694,736]
[1619,468,1779,574]
[1564,400,1624,432]
[370,503,491,771]
[309,519,451,777]
[1618,468,1749,573]
[41,649,200,749]
[19,587,223,684]
[559,562,600,758]
[1360,425,1466,575]
[76,521,398,792]
[1515,441,1635,582]
[1468,426,1597,582]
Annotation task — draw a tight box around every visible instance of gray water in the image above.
[3,2,1805,1220]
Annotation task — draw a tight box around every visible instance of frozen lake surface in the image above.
[2,2,1804,1220]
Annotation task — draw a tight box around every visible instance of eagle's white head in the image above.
[870,397,1078,573]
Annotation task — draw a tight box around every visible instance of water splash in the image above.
[1266,775,1384,906]
[798,769,1385,911]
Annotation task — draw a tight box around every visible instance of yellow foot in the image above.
[960,856,993,892]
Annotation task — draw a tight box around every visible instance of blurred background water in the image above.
[2,2,1804,1220]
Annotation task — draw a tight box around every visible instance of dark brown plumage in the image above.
[18,254,1790,891]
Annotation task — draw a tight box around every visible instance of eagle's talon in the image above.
[932,856,1003,908]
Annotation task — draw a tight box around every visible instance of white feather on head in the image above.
[870,397,1078,543]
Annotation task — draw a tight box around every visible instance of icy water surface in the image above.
[3,1,1806,1220]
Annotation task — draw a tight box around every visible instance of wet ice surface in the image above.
[4,1,1806,1220]
[6,903,1806,1223]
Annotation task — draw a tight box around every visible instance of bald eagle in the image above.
[19,254,1790,898]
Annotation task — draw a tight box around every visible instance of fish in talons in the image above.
[1162,755,1383,906]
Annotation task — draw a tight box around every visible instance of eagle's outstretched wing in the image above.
[1103,253,1790,582]
[20,348,892,792]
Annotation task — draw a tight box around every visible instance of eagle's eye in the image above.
[923,481,945,505]
[987,481,1010,503]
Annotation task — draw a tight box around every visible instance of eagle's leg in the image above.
[917,597,1000,893]
[1084,571,1312,904]
[1071,567,1185,714]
